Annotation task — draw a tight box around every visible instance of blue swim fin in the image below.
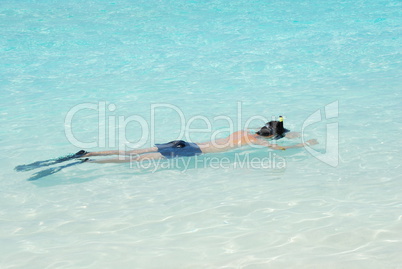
[15,150,88,172]
[27,158,89,181]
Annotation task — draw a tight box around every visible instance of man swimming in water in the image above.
[83,116,318,163]
[15,116,318,180]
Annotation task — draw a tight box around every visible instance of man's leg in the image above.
[84,147,159,157]
[88,152,164,163]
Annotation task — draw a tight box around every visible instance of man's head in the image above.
[256,116,289,140]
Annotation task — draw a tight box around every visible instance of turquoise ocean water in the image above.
[1,0,401,268]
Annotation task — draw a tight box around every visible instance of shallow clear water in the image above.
[1,0,401,268]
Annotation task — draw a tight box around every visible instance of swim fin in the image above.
[27,158,89,181]
[15,150,88,172]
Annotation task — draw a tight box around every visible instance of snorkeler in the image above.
[15,116,317,179]
[82,116,318,163]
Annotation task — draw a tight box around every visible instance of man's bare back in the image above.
[196,130,316,154]
[197,130,263,153]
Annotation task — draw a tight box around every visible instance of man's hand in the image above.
[305,139,319,146]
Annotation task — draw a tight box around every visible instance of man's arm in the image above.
[281,139,318,149]
[252,138,286,150]
[252,138,318,150]
[285,132,301,139]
